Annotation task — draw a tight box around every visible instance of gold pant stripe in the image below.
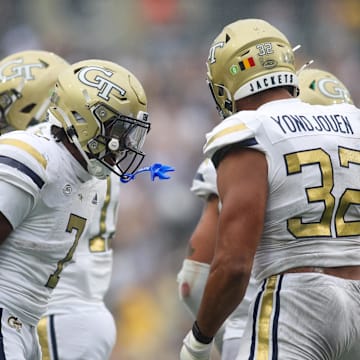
[252,275,282,360]
[37,317,51,360]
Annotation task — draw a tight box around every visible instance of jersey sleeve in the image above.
[203,114,260,164]
[0,131,48,201]
[190,158,218,199]
[0,180,34,228]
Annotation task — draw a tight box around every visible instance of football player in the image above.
[0,57,150,360]
[178,66,356,360]
[35,64,123,360]
[37,168,120,359]
[180,18,360,360]
[37,166,119,360]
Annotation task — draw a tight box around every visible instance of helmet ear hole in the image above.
[20,103,36,114]
[72,111,87,124]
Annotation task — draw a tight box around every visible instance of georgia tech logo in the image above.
[8,316,23,332]
[0,58,45,82]
[78,66,126,101]
[318,78,349,100]
[208,42,224,64]
[63,184,72,195]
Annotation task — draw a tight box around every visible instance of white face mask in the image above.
[87,158,111,180]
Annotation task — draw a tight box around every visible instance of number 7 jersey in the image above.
[46,172,119,313]
[204,98,360,282]
[0,125,98,326]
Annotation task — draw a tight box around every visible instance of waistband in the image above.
[280,265,360,280]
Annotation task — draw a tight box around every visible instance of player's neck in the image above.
[235,88,293,111]
[51,125,88,170]
[62,140,88,170]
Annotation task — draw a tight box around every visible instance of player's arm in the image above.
[177,194,218,310]
[197,146,267,337]
[180,193,229,353]
[177,195,218,306]
[177,157,219,309]
[187,193,219,263]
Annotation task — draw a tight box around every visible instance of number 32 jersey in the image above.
[0,125,98,326]
[204,98,360,282]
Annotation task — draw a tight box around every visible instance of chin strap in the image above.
[50,107,100,177]
[120,163,175,183]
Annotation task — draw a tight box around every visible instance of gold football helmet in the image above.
[0,50,69,132]
[298,68,353,105]
[49,59,151,180]
[206,18,298,118]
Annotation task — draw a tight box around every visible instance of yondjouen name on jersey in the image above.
[272,113,353,135]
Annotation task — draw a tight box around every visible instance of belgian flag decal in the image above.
[239,57,255,71]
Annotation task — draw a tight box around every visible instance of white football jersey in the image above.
[204,98,360,282]
[47,172,120,313]
[191,158,218,199]
[0,125,98,326]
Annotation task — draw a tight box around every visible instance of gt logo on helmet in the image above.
[318,78,349,100]
[78,66,126,101]
[0,58,45,82]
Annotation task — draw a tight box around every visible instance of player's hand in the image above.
[180,329,212,360]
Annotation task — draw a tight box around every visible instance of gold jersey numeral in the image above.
[284,147,360,238]
[89,176,113,253]
[46,213,86,289]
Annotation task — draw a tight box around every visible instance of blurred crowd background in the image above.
[1,0,359,359]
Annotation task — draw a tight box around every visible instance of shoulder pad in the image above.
[191,158,218,199]
[0,131,48,193]
[203,113,257,160]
